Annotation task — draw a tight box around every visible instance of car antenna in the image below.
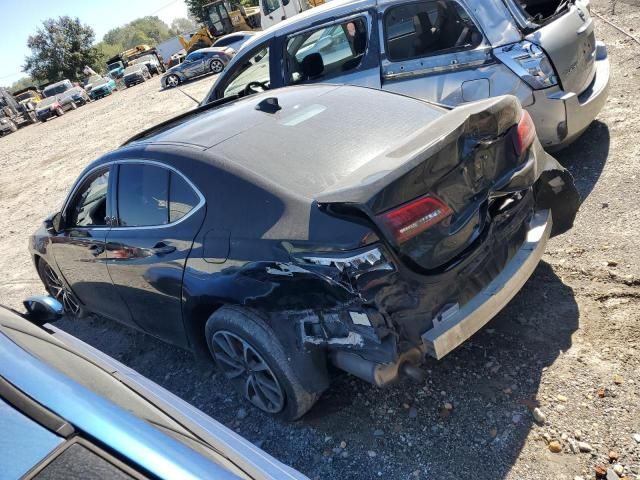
[176,87,200,105]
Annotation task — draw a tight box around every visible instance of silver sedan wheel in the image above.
[211,330,285,413]
[209,59,224,74]
[165,75,180,88]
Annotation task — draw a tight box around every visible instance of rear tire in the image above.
[70,102,77,110]
[209,59,224,74]
[9,120,17,132]
[206,306,322,420]
[56,108,65,116]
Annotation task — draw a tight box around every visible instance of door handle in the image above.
[88,245,105,256]
[151,242,176,255]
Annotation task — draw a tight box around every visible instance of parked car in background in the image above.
[0,116,18,136]
[42,79,91,108]
[30,84,580,419]
[130,54,165,75]
[212,31,258,52]
[88,76,117,100]
[161,47,235,88]
[0,297,307,480]
[34,96,71,122]
[123,64,152,88]
[204,0,609,150]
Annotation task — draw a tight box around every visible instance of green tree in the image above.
[170,17,197,34]
[9,77,37,93]
[23,16,101,82]
[102,16,173,51]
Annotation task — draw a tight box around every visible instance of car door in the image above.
[182,52,206,78]
[261,0,286,29]
[50,165,134,325]
[379,0,528,106]
[282,13,381,89]
[105,161,206,348]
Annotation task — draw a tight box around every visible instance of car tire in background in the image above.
[206,306,322,420]
[209,59,225,74]
[55,108,65,116]
[37,259,84,318]
[70,102,78,110]
[9,120,18,133]
[165,74,180,88]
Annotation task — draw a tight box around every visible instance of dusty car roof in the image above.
[128,85,445,199]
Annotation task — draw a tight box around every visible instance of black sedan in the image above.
[30,85,579,419]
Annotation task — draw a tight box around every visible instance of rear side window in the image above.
[384,1,482,61]
[286,18,368,83]
[117,164,200,227]
[117,164,168,227]
[169,172,200,222]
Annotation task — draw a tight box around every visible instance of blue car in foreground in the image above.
[0,297,307,480]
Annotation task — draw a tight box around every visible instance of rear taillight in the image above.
[495,41,558,89]
[377,195,453,244]
[513,110,536,157]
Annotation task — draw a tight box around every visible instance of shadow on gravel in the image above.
[56,261,579,479]
[554,120,610,203]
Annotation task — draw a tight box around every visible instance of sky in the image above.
[0,0,189,86]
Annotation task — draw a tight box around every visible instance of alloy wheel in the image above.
[212,330,285,413]
[210,59,224,74]
[166,75,180,88]
[42,263,80,315]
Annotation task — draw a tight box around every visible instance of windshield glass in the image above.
[37,97,57,108]
[15,92,36,102]
[43,82,71,97]
[108,62,122,70]
[223,47,270,98]
[124,66,142,75]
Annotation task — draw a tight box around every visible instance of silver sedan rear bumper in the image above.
[421,209,552,360]
[528,41,610,150]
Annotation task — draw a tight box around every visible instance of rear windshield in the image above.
[513,0,570,24]
[124,66,142,74]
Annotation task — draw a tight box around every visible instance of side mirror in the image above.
[45,212,62,234]
[23,296,64,326]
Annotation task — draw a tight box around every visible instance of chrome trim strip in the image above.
[421,209,552,360]
[382,58,493,81]
[60,159,206,232]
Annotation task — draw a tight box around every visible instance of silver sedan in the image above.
[161,47,235,89]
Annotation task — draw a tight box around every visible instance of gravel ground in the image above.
[1,2,639,478]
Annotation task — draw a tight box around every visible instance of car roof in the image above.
[191,46,228,54]
[126,85,444,199]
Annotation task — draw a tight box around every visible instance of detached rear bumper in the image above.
[528,41,610,150]
[421,209,551,359]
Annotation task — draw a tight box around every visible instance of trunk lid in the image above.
[316,96,529,271]
[524,2,597,94]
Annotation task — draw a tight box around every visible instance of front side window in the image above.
[286,18,368,83]
[67,169,110,228]
[222,46,271,98]
[384,1,482,62]
[187,52,203,62]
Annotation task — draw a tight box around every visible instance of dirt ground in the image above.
[1,2,639,479]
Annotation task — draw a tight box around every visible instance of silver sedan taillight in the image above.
[495,41,558,90]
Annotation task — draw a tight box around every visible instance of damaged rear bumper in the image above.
[421,209,551,359]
